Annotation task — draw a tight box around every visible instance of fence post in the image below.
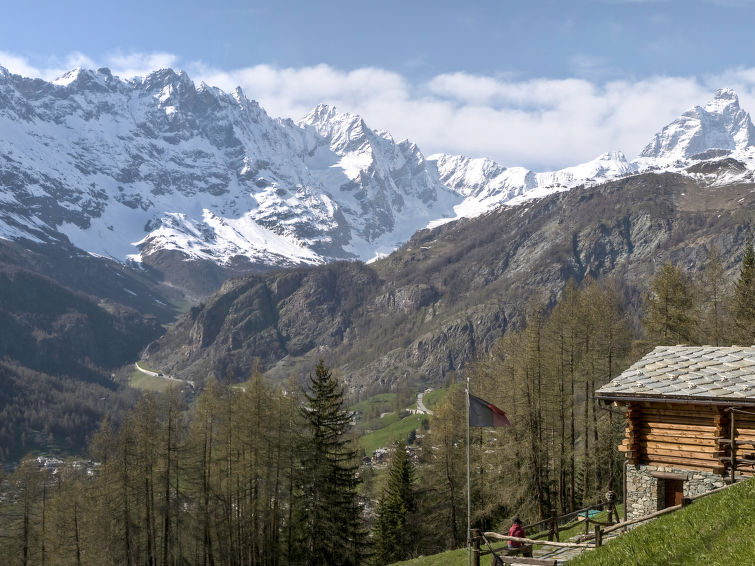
[594,524,602,548]
[730,409,736,484]
[471,528,481,566]
[605,491,616,526]
[552,511,560,542]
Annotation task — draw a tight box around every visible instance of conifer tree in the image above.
[418,384,466,551]
[373,441,417,564]
[299,360,364,566]
[643,261,697,345]
[732,241,755,345]
[699,245,729,346]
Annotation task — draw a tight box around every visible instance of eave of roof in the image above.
[595,391,755,406]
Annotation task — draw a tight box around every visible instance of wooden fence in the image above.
[469,481,739,566]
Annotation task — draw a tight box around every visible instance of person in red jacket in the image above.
[507,517,525,549]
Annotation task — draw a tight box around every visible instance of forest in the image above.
[0,243,753,565]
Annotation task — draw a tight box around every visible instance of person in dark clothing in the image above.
[507,517,525,549]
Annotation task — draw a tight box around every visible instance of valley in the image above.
[0,63,754,565]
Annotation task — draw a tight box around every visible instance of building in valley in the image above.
[596,346,755,520]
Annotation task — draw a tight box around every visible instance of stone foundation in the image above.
[625,464,726,520]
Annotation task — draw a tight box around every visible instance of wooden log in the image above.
[643,422,716,432]
[646,455,722,469]
[644,445,718,459]
[641,421,716,432]
[731,410,736,484]
[499,558,556,566]
[482,532,592,549]
[640,430,717,442]
[645,441,717,458]
[640,407,714,418]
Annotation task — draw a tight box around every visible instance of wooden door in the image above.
[664,479,684,508]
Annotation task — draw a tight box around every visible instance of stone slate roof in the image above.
[596,346,755,405]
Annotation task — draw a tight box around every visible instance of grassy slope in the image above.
[568,477,755,566]
[394,479,755,566]
[354,390,448,455]
[128,369,173,392]
[359,413,426,455]
[393,548,468,566]
[422,388,446,410]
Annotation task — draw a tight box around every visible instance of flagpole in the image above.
[466,375,471,566]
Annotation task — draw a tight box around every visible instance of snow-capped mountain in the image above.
[0,66,460,270]
[639,88,755,164]
[297,104,461,260]
[430,88,755,224]
[0,67,753,279]
[429,151,638,224]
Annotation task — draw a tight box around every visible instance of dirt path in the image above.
[416,390,433,415]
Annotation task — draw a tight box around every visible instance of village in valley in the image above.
[2,2,755,565]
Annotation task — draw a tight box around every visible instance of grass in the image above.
[128,369,173,392]
[359,412,426,455]
[542,504,624,542]
[350,393,397,417]
[422,388,447,410]
[567,478,755,566]
[393,547,469,566]
[395,478,755,566]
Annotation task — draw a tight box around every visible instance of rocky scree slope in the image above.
[142,166,755,393]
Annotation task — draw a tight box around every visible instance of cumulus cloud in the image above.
[106,51,179,80]
[0,51,42,78]
[1,50,755,170]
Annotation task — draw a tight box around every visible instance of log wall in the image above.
[619,402,755,476]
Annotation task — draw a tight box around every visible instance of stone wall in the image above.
[625,464,726,520]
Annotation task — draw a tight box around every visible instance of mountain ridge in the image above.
[1,66,754,295]
[142,167,755,392]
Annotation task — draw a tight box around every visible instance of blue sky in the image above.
[2,0,755,169]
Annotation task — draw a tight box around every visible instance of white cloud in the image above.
[185,64,755,169]
[0,51,42,79]
[106,51,180,80]
[1,50,755,170]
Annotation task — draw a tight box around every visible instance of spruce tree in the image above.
[299,360,364,566]
[732,241,755,345]
[374,441,417,564]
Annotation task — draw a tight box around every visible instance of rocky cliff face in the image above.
[142,169,755,393]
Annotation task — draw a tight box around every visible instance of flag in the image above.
[469,394,511,427]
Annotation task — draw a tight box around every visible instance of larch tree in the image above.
[732,241,755,345]
[643,261,697,345]
[699,245,730,346]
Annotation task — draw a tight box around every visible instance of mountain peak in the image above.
[142,68,194,93]
[640,88,755,161]
[709,87,738,102]
[301,103,363,130]
[52,67,85,86]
